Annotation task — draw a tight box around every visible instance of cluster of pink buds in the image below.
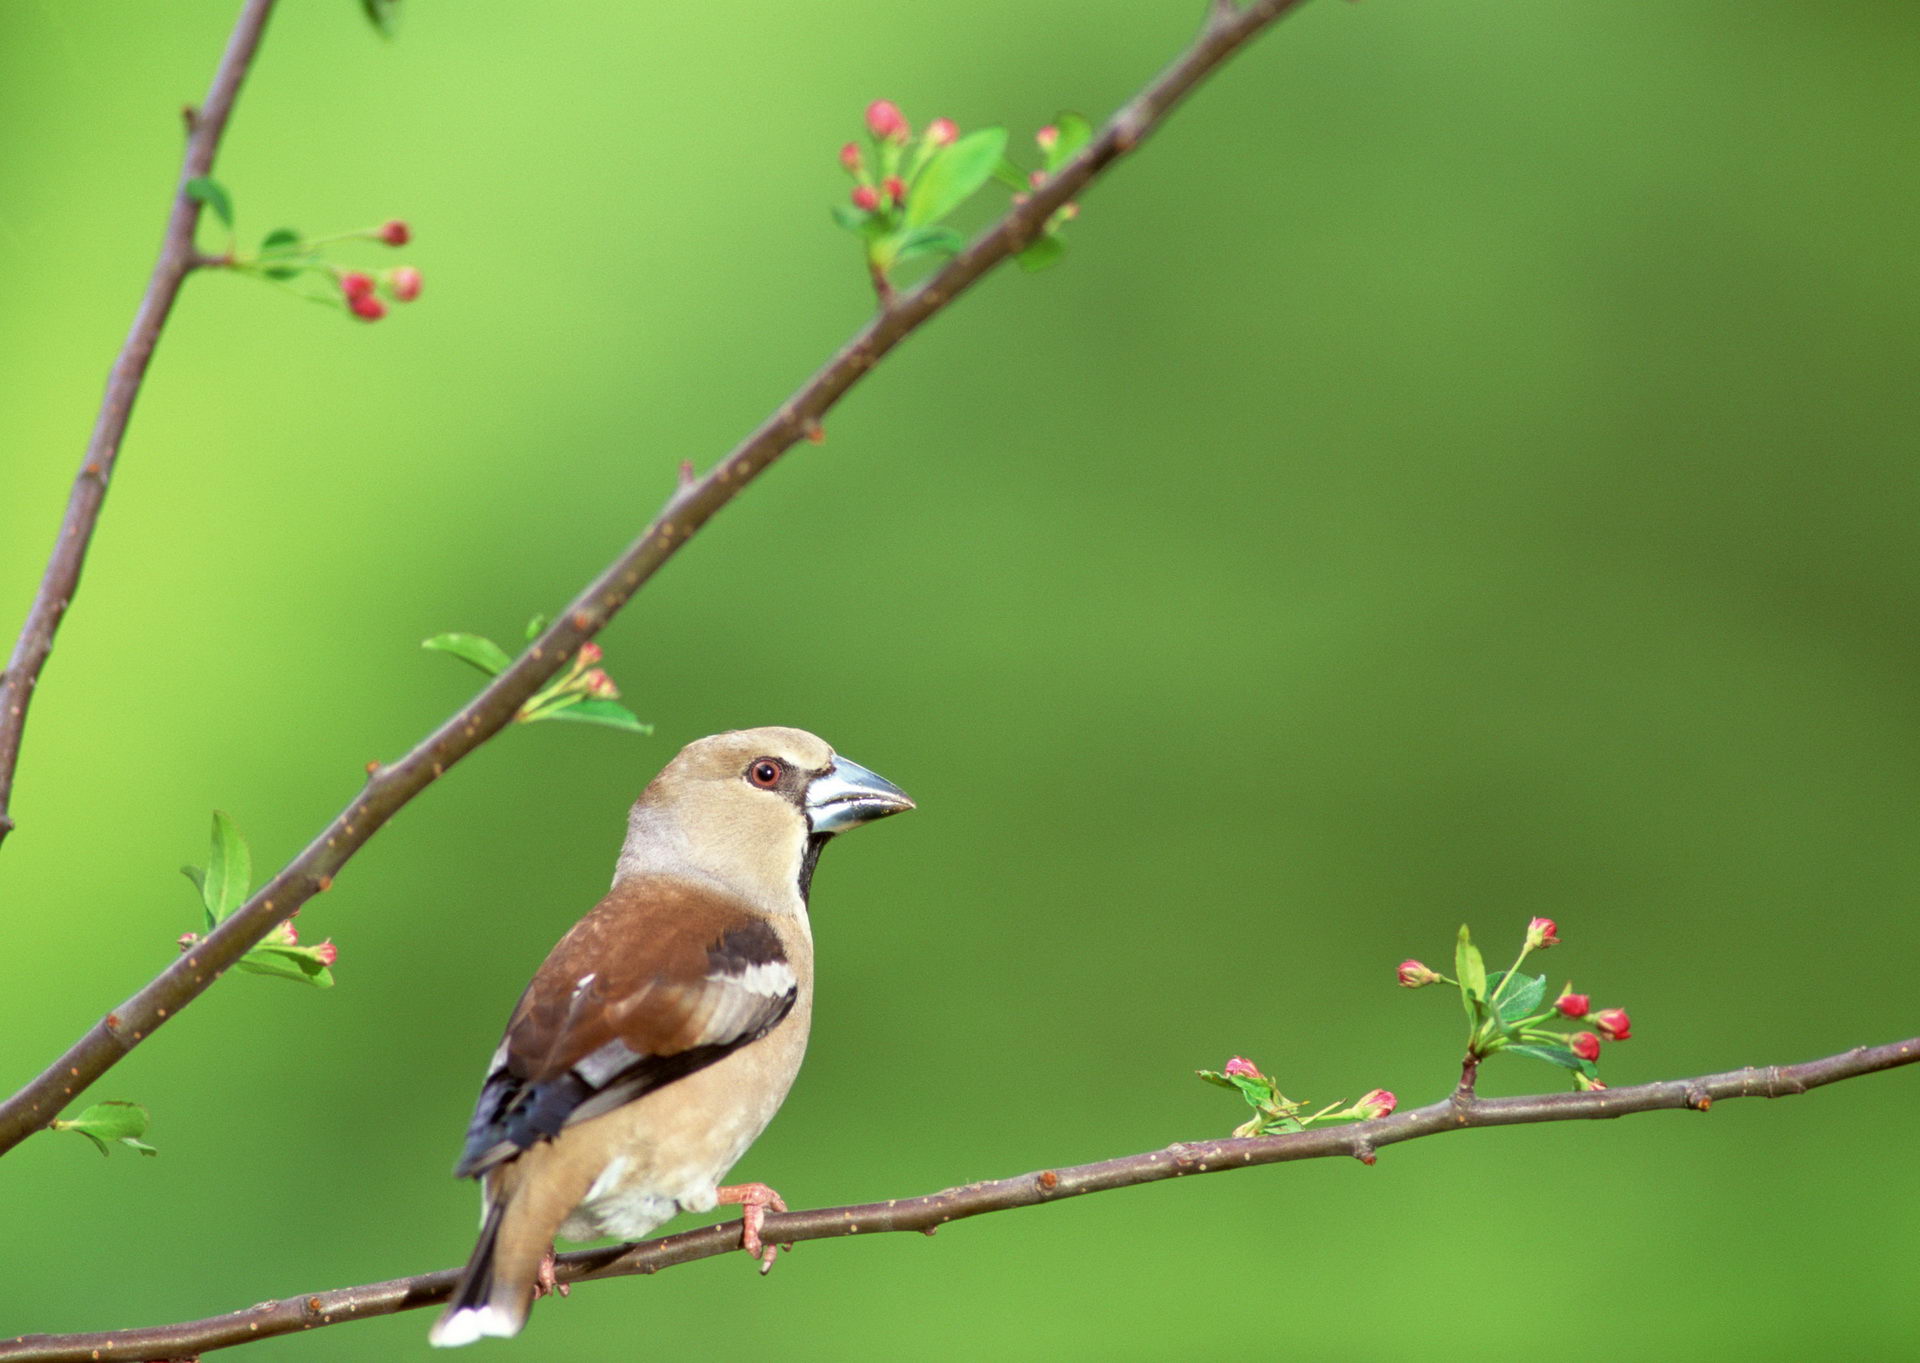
[337,223,422,321]
[1399,918,1635,1092]
[516,640,624,722]
[1201,1057,1396,1136]
[839,102,958,218]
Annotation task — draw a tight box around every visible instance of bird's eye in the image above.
[748,759,784,789]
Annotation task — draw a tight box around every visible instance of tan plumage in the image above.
[430,727,912,1347]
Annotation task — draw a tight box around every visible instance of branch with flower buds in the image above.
[0,0,279,851]
[0,0,1321,1158]
[5,1035,1913,1362]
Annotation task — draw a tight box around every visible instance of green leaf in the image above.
[260,227,303,280]
[1507,1043,1585,1071]
[361,0,400,36]
[524,614,548,642]
[180,865,215,931]
[1195,1069,1239,1090]
[892,225,965,266]
[991,157,1029,192]
[205,811,250,919]
[906,127,1008,228]
[1017,235,1067,273]
[184,176,233,229]
[237,945,335,988]
[54,1101,155,1156]
[422,633,512,676]
[1046,111,1094,171]
[831,203,872,233]
[1455,924,1486,1001]
[539,698,654,735]
[1492,971,1547,1023]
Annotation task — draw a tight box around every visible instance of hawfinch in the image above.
[429,727,913,1347]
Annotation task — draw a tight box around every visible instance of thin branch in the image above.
[4,1037,1911,1361]
[0,0,279,850]
[0,0,1316,1156]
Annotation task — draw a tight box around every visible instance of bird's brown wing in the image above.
[454,879,797,1178]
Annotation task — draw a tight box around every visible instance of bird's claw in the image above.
[533,1246,571,1300]
[714,1181,788,1274]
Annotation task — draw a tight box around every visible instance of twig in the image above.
[0,0,1317,1156]
[0,0,279,850]
[4,1036,1911,1361]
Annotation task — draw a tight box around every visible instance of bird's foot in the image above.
[714,1181,788,1274]
[533,1245,570,1300]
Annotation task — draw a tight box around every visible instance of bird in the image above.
[429,726,914,1347]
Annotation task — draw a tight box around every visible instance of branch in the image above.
[0,0,279,851]
[0,0,1316,1156]
[5,1037,1911,1361]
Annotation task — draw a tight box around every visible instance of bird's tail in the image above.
[428,1200,526,1348]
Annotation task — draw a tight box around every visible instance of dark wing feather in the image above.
[454,881,796,1178]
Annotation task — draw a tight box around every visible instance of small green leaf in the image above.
[1196,1069,1239,1090]
[54,1101,155,1156]
[260,227,303,280]
[991,157,1029,192]
[1017,235,1067,273]
[1455,925,1486,999]
[524,614,548,642]
[906,127,1008,228]
[184,176,233,229]
[1507,1043,1585,1071]
[205,811,250,919]
[1493,971,1547,1023]
[1046,111,1094,171]
[361,0,400,36]
[180,865,215,931]
[892,225,965,266]
[831,204,873,232]
[423,633,512,676]
[237,945,335,988]
[539,698,654,735]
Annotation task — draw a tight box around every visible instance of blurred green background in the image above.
[3,1,1917,1358]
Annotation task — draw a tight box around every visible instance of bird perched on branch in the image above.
[430,726,914,1347]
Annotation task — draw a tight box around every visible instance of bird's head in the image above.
[616,726,914,911]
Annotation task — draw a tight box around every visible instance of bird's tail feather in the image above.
[428,1200,525,1348]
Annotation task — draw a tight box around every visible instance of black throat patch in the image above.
[797,832,830,904]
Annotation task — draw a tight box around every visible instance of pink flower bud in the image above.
[177,932,199,952]
[577,641,604,666]
[927,117,958,146]
[1028,169,1046,189]
[1355,1089,1396,1119]
[865,100,908,142]
[1555,992,1591,1018]
[1036,125,1059,151]
[1594,1008,1632,1041]
[582,668,620,700]
[1574,1073,1607,1092]
[379,219,411,246]
[851,184,880,212]
[1527,917,1560,948]
[1397,959,1440,988]
[883,175,907,204]
[314,940,338,967]
[839,141,863,173]
[339,271,375,300]
[390,266,422,302]
[349,293,387,321]
[1222,1057,1260,1079]
[1571,1031,1601,1062]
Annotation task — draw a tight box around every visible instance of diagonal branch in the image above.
[4,1037,1912,1361]
[0,0,1318,1156]
[0,0,279,851]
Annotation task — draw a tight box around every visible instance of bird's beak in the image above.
[806,756,915,834]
